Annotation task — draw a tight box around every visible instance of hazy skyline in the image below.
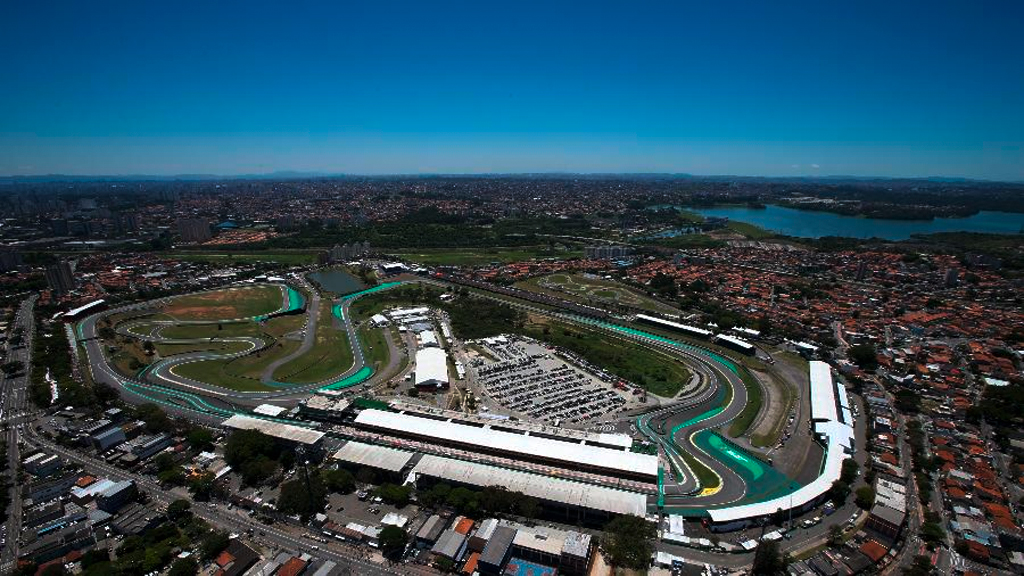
[2,1,1022,180]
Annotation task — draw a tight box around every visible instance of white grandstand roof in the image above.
[66,299,106,317]
[412,454,649,516]
[809,361,838,422]
[221,414,325,445]
[355,409,658,479]
[252,404,288,417]
[415,347,449,386]
[636,314,712,337]
[333,441,415,472]
[388,306,429,319]
[713,334,755,351]
[708,361,854,524]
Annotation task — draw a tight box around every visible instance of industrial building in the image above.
[332,441,416,482]
[221,414,326,454]
[354,408,657,482]
[414,347,450,389]
[411,454,649,523]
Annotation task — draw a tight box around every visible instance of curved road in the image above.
[79,276,777,512]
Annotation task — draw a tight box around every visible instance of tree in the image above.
[600,515,655,570]
[516,495,541,520]
[649,273,677,298]
[167,499,192,523]
[135,403,173,433]
[378,525,408,561]
[168,557,198,576]
[186,427,215,451]
[903,555,932,576]
[376,483,412,508]
[322,468,356,494]
[827,524,844,548]
[224,429,281,485]
[751,540,786,575]
[920,520,945,548]
[829,480,851,508]
[848,344,878,371]
[855,486,875,510]
[200,530,230,560]
[278,472,327,521]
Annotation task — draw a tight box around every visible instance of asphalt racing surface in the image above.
[78,276,801,513]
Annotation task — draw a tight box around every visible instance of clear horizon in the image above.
[2,1,1022,180]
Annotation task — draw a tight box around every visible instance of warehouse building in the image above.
[92,427,126,452]
[221,414,326,455]
[355,408,657,482]
[332,441,416,482]
[411,454,649,524]
[414,347,450,389]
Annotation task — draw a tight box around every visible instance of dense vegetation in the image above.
[600,515,656,570]
[224,429,294,485]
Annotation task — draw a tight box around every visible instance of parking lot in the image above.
[468,336,638,425]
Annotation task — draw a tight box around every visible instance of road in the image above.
[0,295,37,574]
[21,430,427,576]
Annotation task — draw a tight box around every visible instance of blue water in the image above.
[691,205,1024,240]
[309,269,365,294]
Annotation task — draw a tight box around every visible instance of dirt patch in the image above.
[164,305,239,320]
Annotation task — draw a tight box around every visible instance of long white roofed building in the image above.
[352,408,658,483]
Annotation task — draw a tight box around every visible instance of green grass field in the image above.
[172,359,275,391]
[727,367,765,438]
[157,321,261,340]
[272,303,354,384]
[358,324,390,371]
[524,320,690,397]
[162,285,283,320]
[154,341,252,357]
[725,220,775,239]
[387,246,582,266]
[516,273,679,314]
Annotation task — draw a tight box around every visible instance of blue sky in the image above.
[2,1,1022,179]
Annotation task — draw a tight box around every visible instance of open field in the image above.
[154,341,252,357]
[726,367,765,438]
[156,321,262,340]
[172,359,275,391]
[522,318,690,397]
[749,370,796,448]
[164,251,318,265]
[387,245,582,266]
[272,303,353,384]
[162,285,283,320]
[358,324,390,371]
[515,273,679,314]
[724,220,775,239]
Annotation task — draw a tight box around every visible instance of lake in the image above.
[692,205,1024,240]
[308,269,365,294]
